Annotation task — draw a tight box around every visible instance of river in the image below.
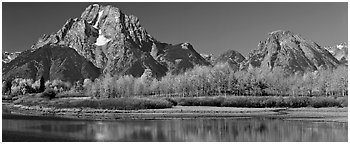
[2,114,347,142]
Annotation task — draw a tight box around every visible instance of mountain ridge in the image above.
[3,45,101,82]
[2,51,21,63]
[241,30,340,73]
[3,4,210,81]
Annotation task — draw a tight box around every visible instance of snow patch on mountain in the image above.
[95,34,111,46]
[93,10,104,29]
[95,30,111,46]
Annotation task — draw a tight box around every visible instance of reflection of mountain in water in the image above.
[2,118,348,142]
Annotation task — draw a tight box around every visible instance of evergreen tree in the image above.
[2,80,12,95]
[39,76,45,92]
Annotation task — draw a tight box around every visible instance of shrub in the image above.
[199,97,225,106]
[31,80,41,92]
[178,97,201,106]
[138,98,173,109]
[275,97,289,107]
[83,78,93,93]
[2,80,12,95]
[40,89,57,99]
[175,96,343,108]
[221,96,251,107]
[56,91,86,98]
[264,97,278,107]
[163,97,178,106]
[337,96,348,107]
[284,96,310,108]
[309,97,342,108]
[54,98,173,110]
[10,86,22,96]
[10,78,35,96]
[45,80,72,93]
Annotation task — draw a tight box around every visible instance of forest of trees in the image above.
[4,63,348,99]
[84,64,347,98]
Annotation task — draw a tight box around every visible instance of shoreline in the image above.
[2,103,348,122]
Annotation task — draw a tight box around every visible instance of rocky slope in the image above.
[242,30,340,73]
[28,4,208,78]
[2,52,21,63]
[200,53,215,64]
[151,42,211,74]
[3,45,101,82]
[214,50,245,70]
[325,42,347,65]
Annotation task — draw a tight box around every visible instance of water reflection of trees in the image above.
[88,118,347,142]
[3,118,347,142]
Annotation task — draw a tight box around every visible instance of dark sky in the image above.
[2,2,348,57]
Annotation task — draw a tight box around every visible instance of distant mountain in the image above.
[3,45,101,82]
[325,42,347,65]
[2,51,21,63]
[151,42,211,74]
[3,4,209,81]
[242,30,340,73]
[214,50,245,70]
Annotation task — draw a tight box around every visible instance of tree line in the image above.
[3,63,348,98]
[84,63,348,98]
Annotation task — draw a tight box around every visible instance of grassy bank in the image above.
[53,98,174,110]
[174,96,347,108]
[11,93,347,111]
[13,96,173,110]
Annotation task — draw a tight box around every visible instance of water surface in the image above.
[2,114,347,142]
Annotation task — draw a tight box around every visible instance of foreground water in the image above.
[2,114,347,142]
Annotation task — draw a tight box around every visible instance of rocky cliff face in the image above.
[242,30,340,73]
[215,50,245,70]
[325,42,347,65]
[3,45,101,82]
[29,4,208,78]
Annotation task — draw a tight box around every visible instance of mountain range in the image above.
[324,42,347,65]
[2,4,346,82]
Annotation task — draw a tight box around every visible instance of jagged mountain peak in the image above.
[32,4,155,51]
[29,4,162,77]
[269,30,294,36]
[265,30,312,44]
[80,4,153,42]
[5,4,209,82]
[244,30,340,73]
